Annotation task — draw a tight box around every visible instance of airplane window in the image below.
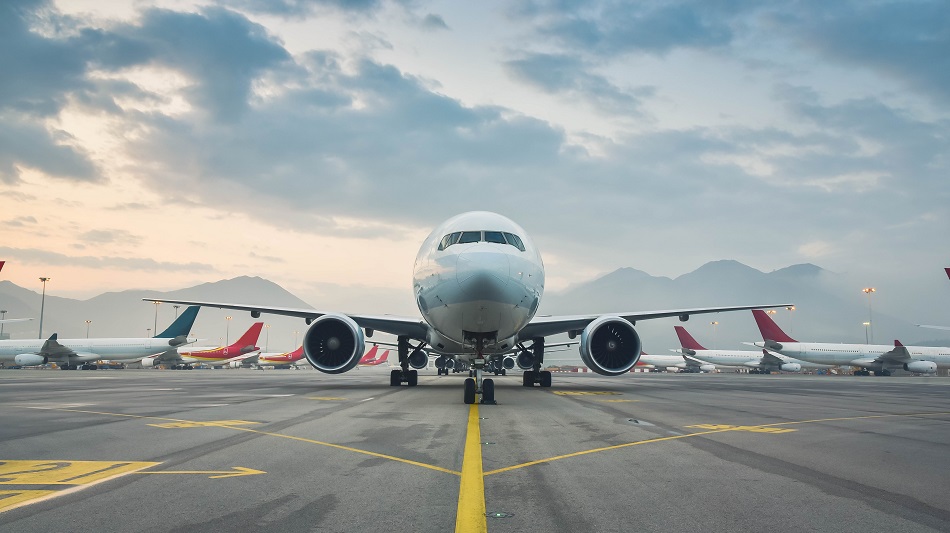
[438,232,462,250]
[503,232,525,251]
[458,231,481,244]
[484,231,506,244]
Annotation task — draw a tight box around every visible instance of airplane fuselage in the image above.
[754,342,950,368]
[0,337,185,363]
[412,212,545,355]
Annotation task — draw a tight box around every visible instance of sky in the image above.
[1,0,948,321]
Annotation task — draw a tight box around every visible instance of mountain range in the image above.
[2,261,948,359]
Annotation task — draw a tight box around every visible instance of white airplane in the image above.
[0,306,200,369]
[749,309,949,376]
[672,325,832,374]
[145,211,790,404]
[143,322,263,370]
[637,351,715,373]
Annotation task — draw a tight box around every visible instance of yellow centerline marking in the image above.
[455,403,487,533]
[25,407,459,476]
[133,467,265,479]
[0,491,57,513]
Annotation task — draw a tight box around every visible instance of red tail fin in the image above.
[360,345,379,363]
[232,322,264,348]
[375,350,389,363]
[674,326,708,351]
[751,310,797,343]
[895,339,904,347]
[945,268,949,281]
[0,261,5,272]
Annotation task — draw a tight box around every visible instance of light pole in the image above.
[38,277,50,339]
[173,305,180,318]
[152,301,161,336]
[862,287,876,343]
[294,330,299,348]
[265,324,270,352]
[785,306,795,335]
[225,316,232,345]
[85,320,91,338]
[0,310,6,338]
[863,322,870,344]
[710,321,719,349]
[146,328,151,337]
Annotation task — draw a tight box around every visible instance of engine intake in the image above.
[516,350,534,370]
[579,316,642,376]
[408,349,428,369]
[303,314,364,374]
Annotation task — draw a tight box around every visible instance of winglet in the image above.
[895,339,904,347]
[674,326,708,351]
[751,309,797,343]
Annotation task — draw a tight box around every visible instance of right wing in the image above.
[142,298,429,341]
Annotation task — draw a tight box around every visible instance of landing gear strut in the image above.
[390,336,419,387]
[463,337,496,405]
[522,337,552,388]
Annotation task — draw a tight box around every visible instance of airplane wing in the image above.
[872,341,912,365]
[916,324,950,331]
[142,298,430,340]
[0,318,33,324]
[520,304,793,339]
[151,348,184,364]
[760,350,787,366]
[39,334,77,360]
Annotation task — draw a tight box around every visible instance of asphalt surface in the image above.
[1,368,949,532]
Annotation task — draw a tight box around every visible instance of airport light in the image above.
[863,322,870,344]
[710,321,719,349]
[766,309,776,315]
[38,277,50,339]
[225,316,232,345]
[265,324,270,352]
[146,328,151,337]
[153,301,161,335]
[85,320,91,338]
[173,305,180,318]
[862,287,876,343]
[786,306,795,335]
[294,330,299,348]
[0,310,6,338]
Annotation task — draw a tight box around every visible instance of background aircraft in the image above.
[238,345,305,369]
[146,211,790,404]
[637,350,714,373]
[673,325,831,374]
[0,306,199,369]
[751,309,948,376]
[144,322,263,370]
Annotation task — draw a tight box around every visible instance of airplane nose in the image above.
[456,245,510,298]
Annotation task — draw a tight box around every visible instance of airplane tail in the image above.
[154,306,200,339]
[674,326,708,351]
[231,322,264,349]
[360,345,380,364]
[945,268,949,281]
[751,309,797,343]
[375,350,389,364]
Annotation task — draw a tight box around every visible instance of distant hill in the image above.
[3,262,947,356]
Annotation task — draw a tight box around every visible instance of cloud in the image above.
[0,246,216,272]
[220,0,388,17]
[419,13,449,31]
[78,229,142,246]
[5,216,38,227]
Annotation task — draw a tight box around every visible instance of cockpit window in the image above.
[438,230,526,251]
[503,232,526,252]
[458,231,481,244]
[484,231,506,244]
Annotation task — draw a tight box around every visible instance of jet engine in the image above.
[435,355,447,369]
[780,363,802,372]
[904,361,937,374]
[579,316,642,376]
[516,350,534,370]
[408,349,428,369]
[699,364,716,373]
[302,314,365,374]
[14,354,47,366]
[502,357,515,370]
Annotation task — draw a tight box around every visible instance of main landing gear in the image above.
[521,338,552,388]
[463,337,496,405]
[390,336,420,387]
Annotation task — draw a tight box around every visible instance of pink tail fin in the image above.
[674,326,707,351]
[945,268,949,281]
[751,310,797,343]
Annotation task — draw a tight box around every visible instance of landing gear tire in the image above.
[463,378,477,404]
[481,378,496,404]
[390,369,401,386]
[522,370,535,387]
[539,371,552,388]
[407,370,418,386]
[501,369,506,376]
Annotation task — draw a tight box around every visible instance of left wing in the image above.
[142,298,429,340]
[916,324,950,331]
[872,340,912,365]
[760,350,788,366]
[520,304,793,339]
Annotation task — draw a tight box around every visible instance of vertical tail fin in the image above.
[232,322,264,348]
[674,326,708,351]
[360,345,380,363]
[376,350,389,363]
[945,268,949,281]
[154,306,200,338]
[751,309,797,343]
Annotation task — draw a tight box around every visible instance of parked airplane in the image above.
[750,309,948,375]
[239,346,305,369]
[0,306,200,369]
[145,211,790,404]
[361,349,390,366]
[673,325,830,374]
[358,345,382,365]
[638,350,714,373]
[144,322,263,370]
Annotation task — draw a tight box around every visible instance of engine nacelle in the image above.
[516,350,534,370]
[502,357,515,370]
[434,355,447,369]
[14,354,47,366]
[445,358,455,370]
[141,358,157,368]
[579,316,642,376]
[303,314,365,374]
[699,364,716,372]
[904,360,937,374]
[780,363,802,372]
[408,349,428,369]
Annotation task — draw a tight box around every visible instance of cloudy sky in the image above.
[1,0,948,318]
